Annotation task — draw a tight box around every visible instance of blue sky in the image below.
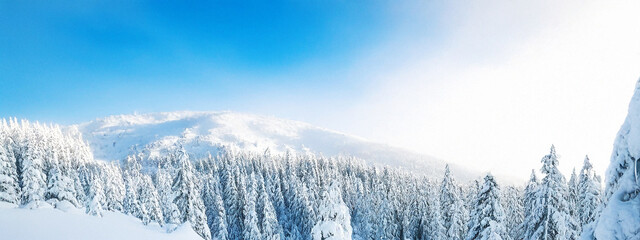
[0,1,442,124]
[2,1,640,179]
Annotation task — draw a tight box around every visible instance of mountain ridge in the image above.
[75,111,482,182]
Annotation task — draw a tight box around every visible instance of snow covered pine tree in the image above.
[576,156,602,228]
[440,164,467,240]
[585,78,640,239]
[466,174,510,240]
[172,148,211,240]
[311,181,352,240]
[527,146,579,240]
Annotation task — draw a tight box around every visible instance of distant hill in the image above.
[76,111,480,182]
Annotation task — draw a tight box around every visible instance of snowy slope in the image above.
[585,78,640,239]
[0,202,201,240]
[76,111,478,181]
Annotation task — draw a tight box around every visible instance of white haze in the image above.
[313,1,640,181]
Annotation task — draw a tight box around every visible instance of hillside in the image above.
[76,111,478,181]
[0,203,201,240]
[1,119,513,240]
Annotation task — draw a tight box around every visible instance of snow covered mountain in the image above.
[76,111,478,181]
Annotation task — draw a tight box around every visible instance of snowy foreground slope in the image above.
[0,203,201,240]
[76,111,478,181]
[585,79,640,239]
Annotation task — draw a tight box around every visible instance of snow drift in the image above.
[0,202,201,240]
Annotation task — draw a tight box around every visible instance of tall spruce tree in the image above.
[501,186,523,240]
[242,173,261,240]
[172,149,211,240]
[423,183,446,240]
[0,141,19,204]
[223,165,242,240]
[139,175,163,225]
[466,174,510,240]
[288,171,316,240]
[311,182,352,240]
[156,169,180,230]
[351,179,372,240]
[528,145,579,240]
[202,178,228,240]
[87,178,105,217]
[577,156,602,226]
[103,163,125,212]
[19,132,47,207]
[520,170,538,239]
[440,165,466,240]
[123,155,144,220]
[45,164,79,207]
[258,174,282,240]
[567,168,579,221]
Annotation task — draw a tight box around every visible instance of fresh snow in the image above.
[0,107,610,240]
[586,78,640,239]
[76,111,480,181]
[0,203,201,240]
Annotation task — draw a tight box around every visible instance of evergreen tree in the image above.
[103,163,125,212]
[223,166,242,240]
[370,180,388,240]
[466,174,510,240]
[0,141,19,204]
[87,178,105,217]
[440,165,466,240]
[123,172,143,219]
[587,77,640,239]
[212,193,229,240]
[139,175,163,225]
[172,149,211,240]
[203,178,228,240]
[19,134,47,207]
[242,173,261,240]
[423,186,446,240]
[123,156,144,220]
[267,167,287,237]
[351,179,372,240]
[402,191,420,240]
[311,182,352,240]
[528,145,579,240]
[501,186,523,240]
[519,170,538,239]
[45,165,79,207]
[287,171,316,240]
[258,174,282,240]
[70,170,86,206]
[464,179,481,215]
[156,169,180,230]
[577,156,602,226]
[567,168,579,221]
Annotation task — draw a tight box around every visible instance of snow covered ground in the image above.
[76,111,481,181]
[0,202,201,240]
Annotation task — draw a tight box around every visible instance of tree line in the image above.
[0,119,603,240]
